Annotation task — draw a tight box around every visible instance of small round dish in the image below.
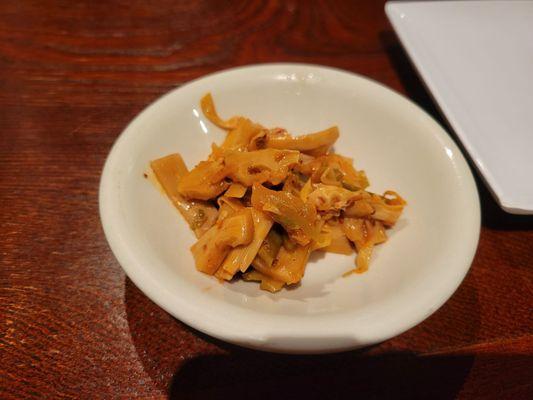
[99,63,480,354]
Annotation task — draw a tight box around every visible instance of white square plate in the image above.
[386,0,533,214]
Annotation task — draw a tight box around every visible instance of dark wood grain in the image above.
[1,1,531,398]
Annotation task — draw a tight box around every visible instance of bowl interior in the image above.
[101,64,479,352]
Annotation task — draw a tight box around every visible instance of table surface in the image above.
[1,1,531,399]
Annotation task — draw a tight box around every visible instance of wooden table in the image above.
[1,1,531,398]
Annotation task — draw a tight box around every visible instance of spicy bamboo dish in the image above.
[150,94,406,292]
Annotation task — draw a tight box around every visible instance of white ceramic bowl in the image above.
[100,64,480,354]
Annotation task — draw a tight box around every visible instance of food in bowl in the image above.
[150,93,406,292]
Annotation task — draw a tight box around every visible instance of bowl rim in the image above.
[99,62,481,353]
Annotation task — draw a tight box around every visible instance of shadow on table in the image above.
[168,351,476,400]
[379,30,533,231]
